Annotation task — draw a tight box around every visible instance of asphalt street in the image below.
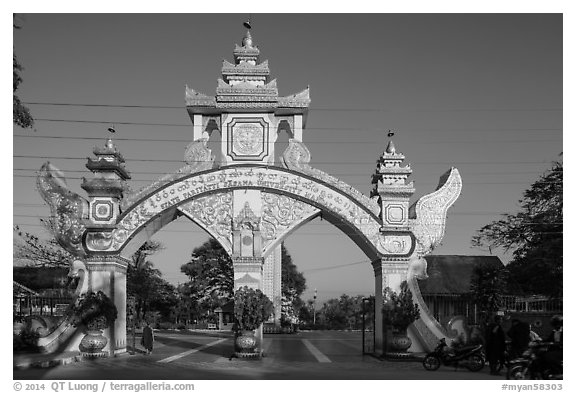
[14,330,505,380]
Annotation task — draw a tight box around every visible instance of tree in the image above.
[13,15,33,129]
[382,282,420,332]
[280,243,306,324]
[316,294,364,330]
[180,238,234,320]
[472,160,562,298]
[13,225,72,268]
[469,262,507,318]
[180,239,306,324]
[127,241,176,321]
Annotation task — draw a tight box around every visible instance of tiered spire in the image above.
[372,138,415,230]
[216,26,278,107]
[372,140,414,189]
[186,22,310,114]
[81,136,131,199]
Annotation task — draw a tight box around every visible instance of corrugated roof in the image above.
[418,255,504,294]
[13,281,40,296]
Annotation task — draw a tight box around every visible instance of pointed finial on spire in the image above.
[385,140,396,154]
[242,15,253,47]
[243,14,252,30]
[105,125,116,150]
[387,129,394,138]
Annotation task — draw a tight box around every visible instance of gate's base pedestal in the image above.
[234,352,262,359]
[383,352,414,360]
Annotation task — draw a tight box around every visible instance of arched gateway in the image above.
[36,27,462,357]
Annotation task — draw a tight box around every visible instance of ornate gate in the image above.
[35,24,463,358]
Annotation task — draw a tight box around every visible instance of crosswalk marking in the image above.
[157,338,227,363]
[302,339,331,363]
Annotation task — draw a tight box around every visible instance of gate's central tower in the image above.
[186,27,311,162]
[185,26,312,324]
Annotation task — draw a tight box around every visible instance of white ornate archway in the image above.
[35,25,463,357]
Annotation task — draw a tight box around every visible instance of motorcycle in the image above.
[507,342,563,380]
[423,337,485,372]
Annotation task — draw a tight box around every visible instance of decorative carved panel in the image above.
[260,192,319,248]
[178,193,233,254]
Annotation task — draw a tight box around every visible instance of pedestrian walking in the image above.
[542,315,562,369]
[507,319,531,358]
[142,321,154,355]
[486,314,506,375]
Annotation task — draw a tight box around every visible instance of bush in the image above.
[382,281,420,333]
[234,286,273,331]
[156,322,174,330]
[71,291,118,330]
[13,327,40,352]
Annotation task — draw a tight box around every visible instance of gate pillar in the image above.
[372,258,409,356]
[262,245,282,326]
[84,255,129,356]
[231,192,267,352]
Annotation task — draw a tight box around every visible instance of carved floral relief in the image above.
[260,192,319,247]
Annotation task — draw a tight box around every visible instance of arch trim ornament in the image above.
[84,164,400,261]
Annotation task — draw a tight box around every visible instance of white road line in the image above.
[157,338,227,363]
[302,339,331,363]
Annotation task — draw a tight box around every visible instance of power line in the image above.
[11,173,562,186]
[11,167,556,176]
[13,134,561,144]
[22,101,563,112]
[24,118,564,134]
[12,154,558,166]
[302,260,369,273]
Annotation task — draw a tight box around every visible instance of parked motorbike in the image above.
[423,338,485,372]
[507,342,563,380]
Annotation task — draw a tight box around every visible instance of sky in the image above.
[12,13,563,303]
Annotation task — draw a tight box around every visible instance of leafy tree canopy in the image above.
[127,241,177,321]
[180,239,306,323]
[13,15,33,129]
[316,294,364,330]
[472,160,562,297]
[280,243,307,324]
[469,262,508,317]
[180,238,234,314]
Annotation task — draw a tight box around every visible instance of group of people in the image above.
[485,314,563,376]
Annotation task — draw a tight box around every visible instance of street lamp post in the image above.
[313,289,317,326]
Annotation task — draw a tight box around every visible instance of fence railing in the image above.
[421,294,562,327]
[13,295,73,318]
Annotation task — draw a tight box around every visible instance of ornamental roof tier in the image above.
[186,28,310,118]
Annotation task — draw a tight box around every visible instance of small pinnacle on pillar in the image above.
[243,15,252,30]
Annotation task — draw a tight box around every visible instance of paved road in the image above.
[14,330,505,380]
